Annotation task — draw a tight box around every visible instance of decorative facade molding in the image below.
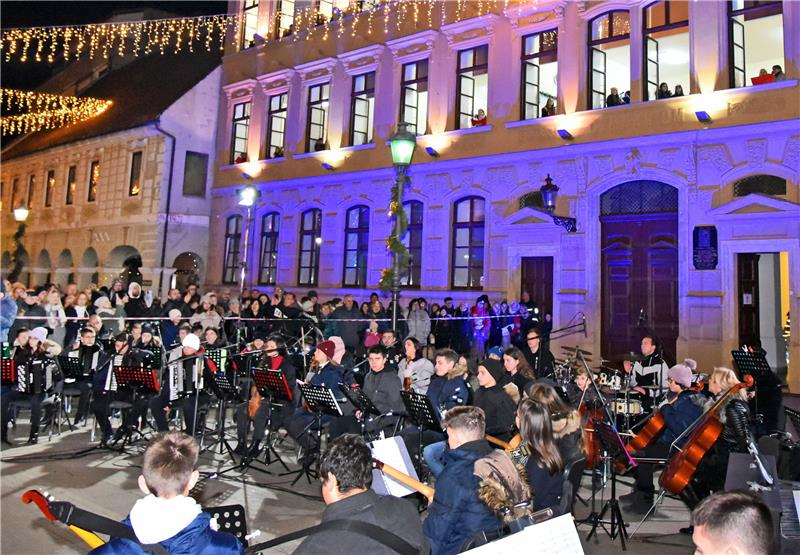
[222,78,257,100]
[441,13,500,50]
[257,69,297,95]
[338,44,387,76]
[387,29,439,64]
[296,57,338,86]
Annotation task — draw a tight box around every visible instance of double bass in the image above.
[659,374,753,495]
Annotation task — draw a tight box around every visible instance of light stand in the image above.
[237,177,261,347]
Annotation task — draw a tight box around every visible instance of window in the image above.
[241,0,259,49]
[728,1,783,89]
[9,178,18,212]
[588,11,631,109]
[27,175,35,208]
[306,83,330,152]
[733,175,787,197]
[45,170,55,207]
[644,1,689,100]
[266,92,288,158]
[223,215,243,284]
[129,151,143,196]
[451,196,485,289]
[258,212,280,285]
[183,151,209,197]
[230,101,251,164]
[298,208,322,286]
[343,205,369,287]
[87,161,99,202]
[400,200,423,287]
[317,0,349,21]
[456,45,489,129]
[65,166,76,205]
[275,0,295,39]
[521,29,558,119]
[400,60,429,135]
[350,72,375,146]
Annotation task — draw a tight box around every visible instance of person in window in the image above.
[623,90,631,104]
[541,98,556,118]
[673,84,684,97]
[656,82,672,99]
[234,154,247,164]
[772,64,786,81]
[471,109,487,127]
[606,87,623,107]
[314,138,327,152]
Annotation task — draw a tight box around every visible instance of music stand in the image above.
[112,366,160,451]
[205,349,224,371]
[202,370,240,459]
[1,357,15,385]
[56,356,90,430]
[338,384,382,439]
[731,350,780,432]
[401,390,443,477]
[288,383,342,485]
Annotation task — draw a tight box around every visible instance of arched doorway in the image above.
[56,249,74,286]
[601,180,679,364]
[172,252,204,292]
[80,247,99,288]
[107,245,142,286]
[36,250,52,285]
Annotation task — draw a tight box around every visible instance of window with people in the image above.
[266,92,288,159]
[456,45,489,129]
[230,101,251,164]
[240,0,259,49]
[589,10,631,109]
[729,0,785,88]
[521,29,558,119]
[306,83,330,153]
[644,0,689,101]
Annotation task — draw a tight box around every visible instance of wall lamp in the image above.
[540,174,577,232]
[321,162,335,171]
[425,146,440,157]
[695,110,712,124]
[556,128,574,141]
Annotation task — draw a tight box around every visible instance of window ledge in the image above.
[437,124,494,138]
[219,161,248,171]
[338,142,377,153]
[292,151,323,160]
[505,117,555,129]
[258,156,286,165]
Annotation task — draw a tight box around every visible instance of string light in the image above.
[1,88,112,136]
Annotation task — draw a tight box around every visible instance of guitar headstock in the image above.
[21,490,56,521]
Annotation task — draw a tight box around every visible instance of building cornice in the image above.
[222,78,258,101]
[338,44,387,76]
[296,57,339,86]
[257,69,297,96]
[441,13,501,50]
[387,29,439,64]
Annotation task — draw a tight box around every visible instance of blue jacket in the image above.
[659,390,705,446]
[90,512,242,555]
[423,439,500,555]
[0,294,17,344]
[426,374,469,420]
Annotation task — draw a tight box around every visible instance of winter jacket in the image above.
[330,305,362,350]
[659,390,705,446]
[398,357,435,394]
[423,439,500,555]
[426,373,469,419]
[0,295,17,343]
[295,490,428,555]
[474,385,517,441]
[189,310,222,332]
[552,409,584,465]
[525,456,564,512]
[406,308,431,345]
[361,368,403,432]
[520,345,556,380]
[90,499,242,555]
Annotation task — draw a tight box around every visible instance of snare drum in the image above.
[611,398,643,415]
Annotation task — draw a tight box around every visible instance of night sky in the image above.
[1,1,228,89]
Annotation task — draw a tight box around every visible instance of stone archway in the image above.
[600,180,679,364]
[107,245,142,286]
[172,252,204,292]
[56,249,74,287]
[36,249,52,285]
[80,247,99,288]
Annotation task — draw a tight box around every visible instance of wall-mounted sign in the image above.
[693,225,718,270]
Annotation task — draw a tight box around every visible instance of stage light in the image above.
[425,146,439,157]
[557,128,573,141]
[321,162,335,171]
[695,110,712,124]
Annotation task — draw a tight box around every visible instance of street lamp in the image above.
[539,174,576,232]
[237,177,261,344]
[388,122,417,331]
[13,205,29,222]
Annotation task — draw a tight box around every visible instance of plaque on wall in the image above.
[693,225,718,270]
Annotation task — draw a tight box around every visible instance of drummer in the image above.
[622,334,669,405]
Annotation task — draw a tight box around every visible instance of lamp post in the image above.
[237,175,260,345]
[388,122,417,331]
[13,206,29,223]
[540,174,577,232]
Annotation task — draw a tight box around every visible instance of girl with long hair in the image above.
[527,382,584,465]
[503,346,535,392]
[516,398,565,511]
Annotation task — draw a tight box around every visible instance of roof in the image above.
[2,49,221,160]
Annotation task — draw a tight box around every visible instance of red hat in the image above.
[316,340,336,361]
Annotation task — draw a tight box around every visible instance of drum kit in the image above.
[556,346,653,429]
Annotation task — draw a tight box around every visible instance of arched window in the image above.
[298,208,322,286]
[733,175,787,197]
[401,200,423,287]
[643,1,689,100]
[728,1,784,88]
[588,11,631,109]
[343,205,370,287]
[451,196,485,289]
[258,212,280,285]
[222,215,242,284]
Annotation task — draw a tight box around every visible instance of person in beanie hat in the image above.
[624,358,705,515]
[474,359,517,441]
[284,339,354,460]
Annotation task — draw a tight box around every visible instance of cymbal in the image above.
[639,385,663,390]
[621,353,642,362]
[561,346,593,356]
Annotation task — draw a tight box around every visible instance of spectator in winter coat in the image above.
[398,337,435,394]
[406,299,431,346]
[189,295,223,332]
[0,280,18,344]
[330,295,362,352]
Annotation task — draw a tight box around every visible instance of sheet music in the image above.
[794,490,800,523]
[369,436,420,498]
[466,514,584,554]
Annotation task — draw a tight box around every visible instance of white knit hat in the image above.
[182,333,201,350]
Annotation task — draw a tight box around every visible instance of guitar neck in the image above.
[373,459,435,504]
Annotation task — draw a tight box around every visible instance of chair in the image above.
[555,457,587,516]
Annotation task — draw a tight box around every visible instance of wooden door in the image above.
[521,257,554,317]
[601,213,679,364]
[737,253,760,349]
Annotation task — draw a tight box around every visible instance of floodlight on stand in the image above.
[695,110,712,124]
[539,174,576,233]
[390,122,417,168]
[321,162,335,171]
[237,184,260,207]
[425,146,440,157]
[13,206,29,222]
[556,128,574,141]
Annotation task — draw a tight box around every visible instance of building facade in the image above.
[210,0,799,390]
[1,52,222,298]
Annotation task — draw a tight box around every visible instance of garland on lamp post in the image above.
[378,176,410,291]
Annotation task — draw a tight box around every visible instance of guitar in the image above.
[22,490,105,549]
[372,458,435,505]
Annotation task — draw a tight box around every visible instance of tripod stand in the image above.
[107,366,158,452]
[400,390,443,478]
[200,370,240,459]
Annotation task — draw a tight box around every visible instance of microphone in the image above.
[582,314,587,338]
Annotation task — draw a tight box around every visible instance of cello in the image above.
[659,374,754,496]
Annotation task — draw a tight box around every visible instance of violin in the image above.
[659,374,754,496]
[579,404,603,469]
[373,458,435,505]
